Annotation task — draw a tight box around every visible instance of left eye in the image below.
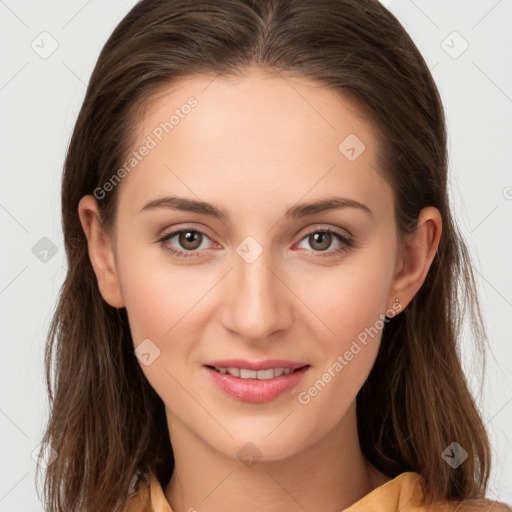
[296,228,352,254]
[158,229,212,258]
[158,227,354,258]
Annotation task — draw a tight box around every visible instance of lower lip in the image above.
[203,366,310,403]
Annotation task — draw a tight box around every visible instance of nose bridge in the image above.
[225,235,289,341]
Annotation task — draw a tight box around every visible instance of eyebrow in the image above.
[140,195,373,220]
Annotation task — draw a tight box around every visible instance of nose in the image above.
[221,242,294,343]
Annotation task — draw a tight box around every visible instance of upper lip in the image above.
[203,359,309,371]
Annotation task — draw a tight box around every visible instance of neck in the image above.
[163,401,390,512]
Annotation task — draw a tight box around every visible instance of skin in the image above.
[78,67,442,511]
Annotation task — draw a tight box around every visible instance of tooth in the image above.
[239,369,257,379]
[219,367,300,379]
[257,369,275,380]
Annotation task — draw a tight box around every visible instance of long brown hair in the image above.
[37,0,499,510]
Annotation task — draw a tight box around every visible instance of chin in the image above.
[201,421,320,465]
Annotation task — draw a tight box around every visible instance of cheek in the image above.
[117,241,218,371]
[300,247,395,348]
[122,268,203,343]
[293,259,392,433]
[293,243,395,392]
[119,259,211,409]
[117,236,213,342]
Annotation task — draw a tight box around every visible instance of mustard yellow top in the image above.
[122,470,511,512]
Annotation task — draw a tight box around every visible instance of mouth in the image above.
[202,360,311,403]
[205,364,309,380]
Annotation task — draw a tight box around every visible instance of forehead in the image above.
[116,68,391,220]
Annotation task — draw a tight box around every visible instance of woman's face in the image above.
[98,68,405,460]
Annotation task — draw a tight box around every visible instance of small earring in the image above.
[385,298,402,319]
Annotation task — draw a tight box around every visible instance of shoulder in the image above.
[120,471,152,512]
[447,499,511,511]
[410,473,511,512]
[121,470,174,512]
[347,472,510,512]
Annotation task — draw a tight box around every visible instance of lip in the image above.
[203,359,308,371]
[202,359,310,403]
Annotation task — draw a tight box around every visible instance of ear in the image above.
[78,195,125,308]
[388,206,442,312]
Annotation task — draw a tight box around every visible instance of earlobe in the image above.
[77,195,125,308]
[389,207,442,311]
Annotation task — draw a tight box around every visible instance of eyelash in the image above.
[157,226,355,260]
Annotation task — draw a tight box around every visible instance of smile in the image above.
[203,362,311,403]
[208,366,306,379]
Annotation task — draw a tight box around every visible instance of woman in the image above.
[36,0,510,511]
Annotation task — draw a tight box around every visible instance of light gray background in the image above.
[1,1,511,510]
